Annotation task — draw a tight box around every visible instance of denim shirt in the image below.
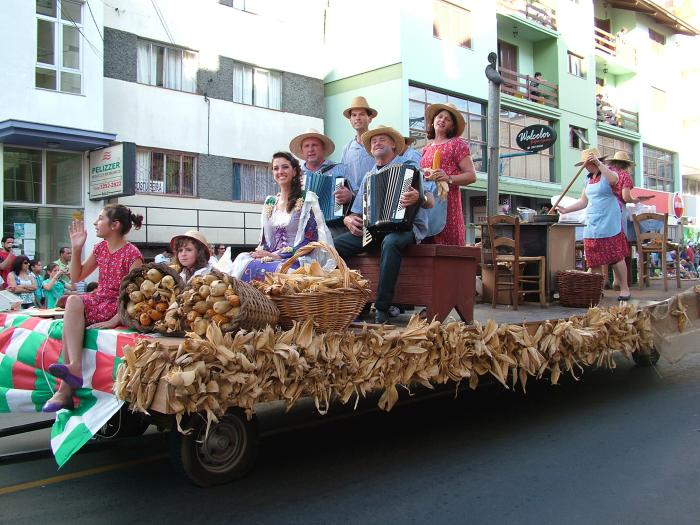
[351,158,435,244]
[340,138,376,192]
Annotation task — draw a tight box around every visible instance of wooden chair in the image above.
[486,215,546,309]
[631,212,681,291]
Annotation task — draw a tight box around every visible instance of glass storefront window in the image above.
[3,147,42,203]
[47,151,82,205]
[2,206,81,262]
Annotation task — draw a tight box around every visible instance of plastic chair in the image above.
[486,215,546,309]
[632,212,681,291]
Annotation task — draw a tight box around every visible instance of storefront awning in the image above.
[0,120,116,152]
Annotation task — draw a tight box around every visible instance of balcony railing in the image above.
[499,67,559,108]
[594,26,637,66]
[498,0,557,32]
[596,104,639,132]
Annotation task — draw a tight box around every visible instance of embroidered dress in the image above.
[82,242,143,325]
[419,138,471,245]
[582,174,629,268]
[227,191,335,282]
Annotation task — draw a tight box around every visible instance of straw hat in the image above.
[170,230,211,258]
[361,125,406,156]
[575,147,608,166]
[343,96,378,119]
[609,151,635,165]
[425,102,466,137]
[289,129,335,159]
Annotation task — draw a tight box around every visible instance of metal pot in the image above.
[517,207,537,223]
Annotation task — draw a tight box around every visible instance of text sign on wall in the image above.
[516,124,557,152]
[89,143,136,200]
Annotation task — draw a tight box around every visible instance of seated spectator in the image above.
[154,249,171,264]
[86,281,98,293]
[42,263,66,309]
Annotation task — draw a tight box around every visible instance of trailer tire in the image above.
[169,408,259,487]
[632,348,660,367]
[96,405,150,439]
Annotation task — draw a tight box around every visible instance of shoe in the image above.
[375,310,388,324]
[388,305,401,317]
[617,294,631,302]
[48,363,83,389]
[42,396,74,413]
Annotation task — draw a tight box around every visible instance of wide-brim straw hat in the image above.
[575,147,608,166]
[361,125,406,156]
[609,150,635,165]
[343,96,378,119]
[425,102,466,137]
[289,129,335,159]
[170,230,211,258]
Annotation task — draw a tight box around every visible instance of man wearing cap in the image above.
[290,129,348,236]
[339,96,377,195]
[334,125,435,324]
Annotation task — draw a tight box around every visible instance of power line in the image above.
[86,0,103,41]
[150,0,175,45]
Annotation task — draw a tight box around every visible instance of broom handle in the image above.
[548,164,587,215]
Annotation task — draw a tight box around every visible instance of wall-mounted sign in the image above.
[516,124,557,152]
[89,143,136,200]
[673,192,684,219]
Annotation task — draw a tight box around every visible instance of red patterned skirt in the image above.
[583,232,629,268]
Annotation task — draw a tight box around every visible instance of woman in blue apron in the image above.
[556,149,631,301]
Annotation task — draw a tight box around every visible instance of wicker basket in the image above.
[557,270,605,308]
[270,241,370,332]
[180,269,279,334]
[118,263,184,333]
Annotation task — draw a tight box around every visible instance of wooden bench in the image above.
[347,245,481,323]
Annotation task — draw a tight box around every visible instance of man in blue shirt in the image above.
[290,129,348,236]
[334,125,435,324]
[339,96,377,197]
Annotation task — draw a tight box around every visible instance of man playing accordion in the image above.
[334,126,435,324]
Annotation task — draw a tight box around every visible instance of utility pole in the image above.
[485,52,503,218]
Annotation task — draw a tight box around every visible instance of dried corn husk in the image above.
[116,303,654,435]
[251,262,370,296]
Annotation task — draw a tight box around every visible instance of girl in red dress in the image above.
[420,102,477,246]
[43,204,143,412]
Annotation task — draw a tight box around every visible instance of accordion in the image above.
[303,169,351,222]
[362,163,424,245]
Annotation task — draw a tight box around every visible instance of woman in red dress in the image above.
[43,204,143,412]
[420,102,477,245]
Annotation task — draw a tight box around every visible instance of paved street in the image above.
[2,351,699,525]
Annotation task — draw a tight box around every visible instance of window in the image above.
[569,126,589,150]
[137,40,197,93]
[567,51,584,78]
[648,28,666,45]
[433,0,472,49]
[136,148,196,195]
[408,84,486,172]
[3,147,82,206]
[597,135,634,165]
[683,178,700,196]
[499,110,554,183]
[36,0,83,93]
[232,161,276,202]
[232,62,281,110]
[643,145,674,192]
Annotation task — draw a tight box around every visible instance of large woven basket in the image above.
[271,241,370,332]
[557,270,605,308]
[118,263,184,333]
[180,269,279,333]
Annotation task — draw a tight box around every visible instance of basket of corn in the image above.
[251,241,371,332]
[178,269,279,336]
[118,263,184,334]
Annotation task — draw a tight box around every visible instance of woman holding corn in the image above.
[419,102,477,245]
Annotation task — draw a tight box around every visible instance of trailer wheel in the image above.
[96,405,150,439]
[632,347,660,367]
[169,408,259,487]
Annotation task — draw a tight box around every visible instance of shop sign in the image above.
[515,124,557,152]
[673,192,684,219]
[89,143,136,200]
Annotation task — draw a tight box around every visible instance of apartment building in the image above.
[323,0,698,239]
